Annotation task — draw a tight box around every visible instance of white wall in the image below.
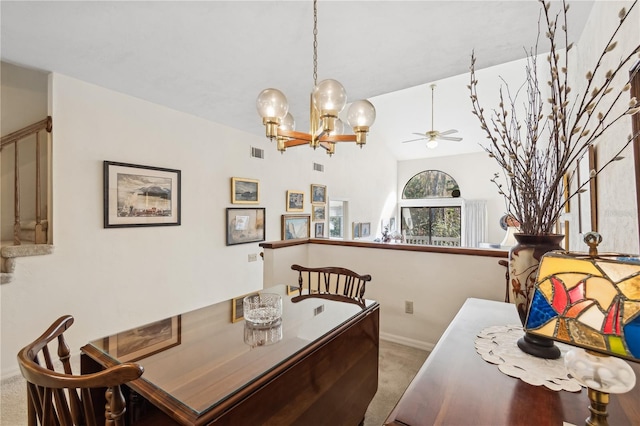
[0,73,397,377]
[262,243,506,350]
[567,1,639,254]
[397,151,506,244]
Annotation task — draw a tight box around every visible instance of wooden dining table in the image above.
[81,285,379,425]
[385,298,640,425]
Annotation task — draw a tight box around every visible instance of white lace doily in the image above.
[475,324,583,392]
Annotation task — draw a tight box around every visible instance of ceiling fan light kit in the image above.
[402,83,463,149]
[256,0,376,156]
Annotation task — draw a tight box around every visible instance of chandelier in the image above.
[256,0,376,156]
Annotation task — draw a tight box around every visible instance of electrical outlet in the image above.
[405,300,414,314]
[248,253,257,262]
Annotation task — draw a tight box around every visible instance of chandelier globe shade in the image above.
[347,99,376,145]
[426,139,438,149]
[255,0,375,155]
[256,88,289,139]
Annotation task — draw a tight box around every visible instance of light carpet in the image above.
[1,340,428,425]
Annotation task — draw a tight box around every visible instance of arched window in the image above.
[402,170,460,199]
[400,170,462,246]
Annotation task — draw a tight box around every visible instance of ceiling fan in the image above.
[402,84,462,148]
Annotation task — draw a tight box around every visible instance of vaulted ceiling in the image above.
[1,1,596,160]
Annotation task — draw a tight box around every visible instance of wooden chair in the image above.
[290,264,372,307]
[17,315,144,426]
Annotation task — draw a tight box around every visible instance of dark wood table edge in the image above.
[82,302,380,426]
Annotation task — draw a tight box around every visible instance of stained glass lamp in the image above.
[524,232,639,426]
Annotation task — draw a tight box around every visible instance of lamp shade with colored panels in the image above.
[524,251,640,363]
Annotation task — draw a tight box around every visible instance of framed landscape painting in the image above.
[311,184,326,204]
[103,161,181,228]
[226,207,266,245]
[286,190,304,212]
[312,205,326,221]
[231,177,259,204]
[281,214,310,240]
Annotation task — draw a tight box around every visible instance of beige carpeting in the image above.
[1,340,428,425]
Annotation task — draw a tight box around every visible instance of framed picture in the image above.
[352,222,361,238]
[286,190,304,212]
[311,184,326,204]
[231,177,259,204]
[103,161,181,228]
[315,222,325,238]
[108,316,181,362]
[226,207,266,246]
[281,214,310,240]
[361,222,371,237]
[312,205,326,221]
[231,292,258,322]
[286,285,299,295]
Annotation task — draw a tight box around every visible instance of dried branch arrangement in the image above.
[469,0,640,235]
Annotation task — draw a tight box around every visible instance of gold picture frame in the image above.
[108,315,181,362]
[311,184,326,204]
[281,214,311,240]
[231,292,259,322]
[231,177,259,204]
[286,190,304,212]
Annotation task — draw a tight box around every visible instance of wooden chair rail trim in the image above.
[260,238,508,258]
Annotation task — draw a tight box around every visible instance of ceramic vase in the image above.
[508,233,564,359]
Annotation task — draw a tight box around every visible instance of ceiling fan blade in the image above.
[438,135,463,141]
[438,129,459,136]
[401,137,427,143]
[412,132,427,137]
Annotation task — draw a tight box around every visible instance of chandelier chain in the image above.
[312,0,318,87]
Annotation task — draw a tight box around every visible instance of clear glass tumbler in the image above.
[243,293,282,326]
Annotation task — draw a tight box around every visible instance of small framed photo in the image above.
[286,190,304,212]
[361,222,371,237]
[108,316,181,362]
[231,177,259,204]
[231,292,258,322]
[282,214,310,240]
[311,184,326,204]
[226,207,266,246]
[287,285,299,295]
[312,205,326,221]
[104,161,181,228]
[315,222,325,238]
[353,222,361,238]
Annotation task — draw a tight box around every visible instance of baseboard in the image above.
[380,332,435,352]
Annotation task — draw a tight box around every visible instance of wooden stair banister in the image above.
[1,116,52,246]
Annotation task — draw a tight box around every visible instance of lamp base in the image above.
[517,332,561,359]
[586,388,610,426]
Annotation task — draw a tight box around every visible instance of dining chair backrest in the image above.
[290,264,372,306]
[17,315,144,426]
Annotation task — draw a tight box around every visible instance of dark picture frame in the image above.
[103,161,181,228]
[311,184,326,204]
[226,207,266,246]
[315,222,325,238]
[281,214,310,240]
[231,177,259,204]
[108,315,181,362]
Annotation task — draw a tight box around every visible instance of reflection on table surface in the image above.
[86,284,376,414]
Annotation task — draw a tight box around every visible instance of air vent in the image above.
[313,162,324,172]
[251,147,264,159]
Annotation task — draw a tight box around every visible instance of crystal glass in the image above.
[243,293,282,325]
[244,319,283,348]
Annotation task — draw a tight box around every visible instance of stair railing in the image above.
[0,116,52,245]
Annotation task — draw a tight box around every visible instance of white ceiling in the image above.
[1,1,596,160]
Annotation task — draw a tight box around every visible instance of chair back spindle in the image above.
[18,315,143,426]
[290,264,372,307]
